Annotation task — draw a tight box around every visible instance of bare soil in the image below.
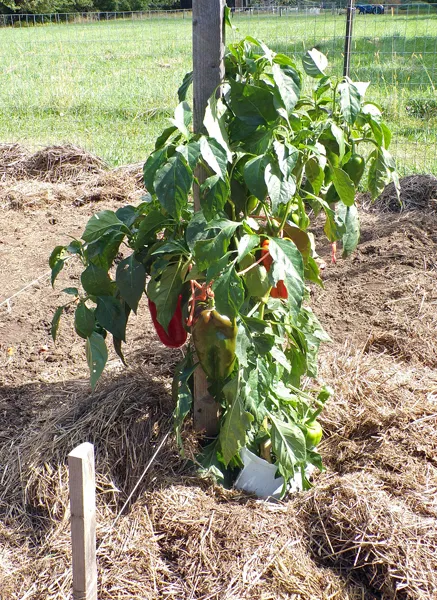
[1,147,436,599]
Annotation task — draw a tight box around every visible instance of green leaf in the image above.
[154,155,193,219]
[176,140,201,170]
[116,255,146,314]
[62,287,79,296]
[115,205,138,228]
[272,64,301,112]
[237,234,260,262]
[172,350,196,450]
[330,123,345,161]
[200,175,230,222]
[265,164,296,213]
[305,158,324,196]
[302,48,328,78]
[194,219,240,271]
[200,136,228,179]
[203,95,232,162]
[49,245,67,269]
[273,141,299,179]
[147,260,184,331]
[332,167,355,206]
[143,147,167,194]
[95,296,127,342]
[224,4,236,29]
[197,438,226,483]
[85,229,125,271]
[75,302,95,339]
[219,376,253,465]
[49,245,68,286]
[229,79,277,125]
[81,264,115,296]
[212,265,245,320]
[270,414,306,480]
[170,101,191,137]
[86,332,108,391]
[113,336,127,366]
[177,70,193,102]
[82,210,125,244]
[337,203,360,257]
[368,150,390,200]
[338,81,361,125]
[155,125,178,151]
[268,237,305,317]
[135,210,168,249]
[51,306,63,343]
[244,154,269,201]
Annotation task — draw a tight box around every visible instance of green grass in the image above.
[0,10,436,174]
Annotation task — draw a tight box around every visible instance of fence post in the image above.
[68,443,97,600]
[343,0,355,78]
[192,0,226,437]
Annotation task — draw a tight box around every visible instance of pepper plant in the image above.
[50,38,398,491]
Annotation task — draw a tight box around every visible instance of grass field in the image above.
[0,8,436,173]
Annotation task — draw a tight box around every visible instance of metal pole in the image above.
[343,0,355,78]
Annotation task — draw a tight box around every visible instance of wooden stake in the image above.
[192,0,226,437]
[68,443,97,600]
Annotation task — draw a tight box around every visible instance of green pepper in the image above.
[192,309,237,380]
[343,154,365,187]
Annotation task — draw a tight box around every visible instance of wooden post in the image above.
[68,443,97,600]
[192,0,225,437]
[343,0,355,78]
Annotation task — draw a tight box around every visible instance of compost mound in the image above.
[366,174,437,212]
[0,144,143,209]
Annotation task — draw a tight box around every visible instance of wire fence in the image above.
[0,5,436,175]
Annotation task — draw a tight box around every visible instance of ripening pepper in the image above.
[261,240,288,300]
[343,154,365,187]
[192,309,237,380]
[148,295,187,348]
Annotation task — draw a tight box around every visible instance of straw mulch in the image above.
[1,344,436,599]
[0,143,143,209]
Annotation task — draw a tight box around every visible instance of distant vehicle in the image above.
[357,4,384,14]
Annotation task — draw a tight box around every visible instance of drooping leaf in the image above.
[176,140,201,170]
[219,377,253,466]
[49,245,68,286]
[265,163,296,213]
[237,234,260,262]
[51,306,64,343]
[268,237,305,316]
[244,154,269,201]
[330,123,345,161]
[177,70,193,102]
[143,147,167,194]
[86,332,108,391]
[82,210,125,244]
[212,265,245,319]
[337,203,360,257]
[116,255,146,314]
[147,260,184,332]
[338,80,361,125]
[199,136,228,179]
[95,296,127,342]
[85,229,125,271]
[331,167,355,206]
[135,210,168,249]
[273,141,299,179]
[200,175,230,222]
[75,302,95,339]
[305,158,324,196]
[270,414,306,480]
[302,48,328,78]
[154,155,193,219]
[194,219,240,270]
[172,350,196,450]
[368,150,391,200]
[272,64,301,112]
[171,101,192,138]
[81,264,115,297]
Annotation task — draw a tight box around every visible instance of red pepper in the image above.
[261,240,288,300]
[148,295,187,348]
